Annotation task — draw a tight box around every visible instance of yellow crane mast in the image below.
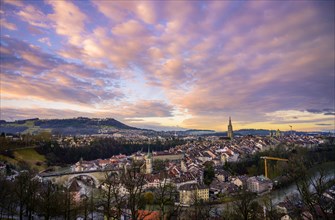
[260,156,289,178]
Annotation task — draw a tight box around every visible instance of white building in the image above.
[247,175,273,194]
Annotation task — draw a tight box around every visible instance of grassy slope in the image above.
[22,121,50,134]
[0,154,17,165]
[2,120,51,134]
[1,148,47,171]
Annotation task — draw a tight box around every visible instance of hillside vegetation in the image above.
[1,148,47,171]
[0,117,137,135]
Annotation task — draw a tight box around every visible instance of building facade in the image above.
[247,176,273,194]
[179,183,209,205]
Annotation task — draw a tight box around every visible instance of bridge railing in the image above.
[38,168,120,178]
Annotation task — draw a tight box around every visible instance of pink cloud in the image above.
[1,36,122,106]
[47,0,87,46]
[17,4,49,28]
[116,100,173,118]
[0,99,174,122]
[38,37,51,46]
[112,19,148,36]
[2,0,23,7]
[92,0,131,23]
[1,1,334,130]
[93,1,159,25]
[20,51,49,67]
[135,2,157,24]
[0,18,17,30]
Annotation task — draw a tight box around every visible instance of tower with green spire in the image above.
[145,145,153,174]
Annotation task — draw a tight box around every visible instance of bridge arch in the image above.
[39,169,121,186]
[66,173,100,187]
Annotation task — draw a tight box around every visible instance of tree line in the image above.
[0,171,76,220]
[2,172,332,220]
[224,140,335,186]
[0,162,197,220]
[1,137,183,166]
[1,158,334,219]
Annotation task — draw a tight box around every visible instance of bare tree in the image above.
[295,168,335,220]
[0,175,16,219]
[260,196,282,220]
[89,189,95,220]
[182,187,214,220]
[14,171,31,220]
[79,194,89,220]
[121,162,150,220]
[61,186,75,220]
[101,171,126,219]
[154,178,180,220]
[26,177,40,220]
[286,155,335,220]
[37,181,68,220]
[230,188,260,220]
[190,199,214,220]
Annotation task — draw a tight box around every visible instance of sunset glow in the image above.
[0,0,334,131]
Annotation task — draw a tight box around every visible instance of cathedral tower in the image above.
[227,117,234,139]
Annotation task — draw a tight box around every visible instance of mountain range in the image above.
[0,117,137,135]
[0,117,329,136]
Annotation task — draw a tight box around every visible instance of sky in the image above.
[0,0,334,132]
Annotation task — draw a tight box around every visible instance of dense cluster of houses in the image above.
[70,149,274,205]
[71,154,128,171]
[57,136,95,148]
[60,135,326,206]
[169,135,325,161]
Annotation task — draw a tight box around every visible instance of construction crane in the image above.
[260,156,289,178]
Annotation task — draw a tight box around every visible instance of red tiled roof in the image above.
[137,210,160,220]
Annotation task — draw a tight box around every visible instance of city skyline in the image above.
[0,0,334,131]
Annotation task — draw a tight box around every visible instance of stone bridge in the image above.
[38,169,120,186]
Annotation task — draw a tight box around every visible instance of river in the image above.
[268,161,335,204]
[214,161,335,212]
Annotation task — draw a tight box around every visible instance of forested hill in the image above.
[0,117,138,135]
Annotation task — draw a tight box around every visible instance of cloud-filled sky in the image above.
[0,0,334,131]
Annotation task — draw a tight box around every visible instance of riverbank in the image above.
[266,161,335,205]
[212,161,335,213]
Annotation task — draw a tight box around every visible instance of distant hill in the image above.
[0,117,137,135]
[1,118,329,136]
[234,129,272,136]
[184,129,216,135]
[185,129,215,132]
[200,129,327,137]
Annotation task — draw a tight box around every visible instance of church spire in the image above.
[228,116,234,139]
[146,142,153,174]
[147,143,152,158]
